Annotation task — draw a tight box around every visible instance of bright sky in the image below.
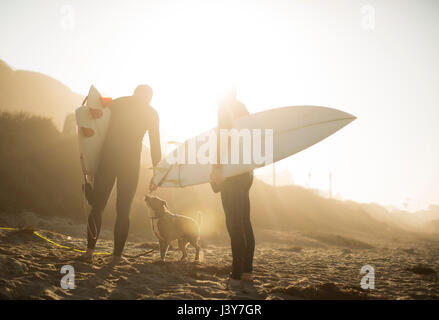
[1,0,438,210]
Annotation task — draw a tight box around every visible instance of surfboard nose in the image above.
[342,109,356,119]
[325,107,356,119]
[301,106,356,127]
[322,107,356,125]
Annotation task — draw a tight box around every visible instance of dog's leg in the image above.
[178,239,189,261]
[159,240,169,262]
[190,240,202,262]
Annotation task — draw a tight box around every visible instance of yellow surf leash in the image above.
[0,226,111,255]
[0,227,17,231]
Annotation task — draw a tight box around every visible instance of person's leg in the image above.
[241,185,255,274]
[86,160,116,252]
[113,162,140,257]
[221,181,246,280]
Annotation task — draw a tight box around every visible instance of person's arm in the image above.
[210,107,224,193]
[215,101,249,166]
[216,101,249,166]
[148,107,162,167]
[147,107,162,193]
[215,105,224,168]
[211,100,250,192]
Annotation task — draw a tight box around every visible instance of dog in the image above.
[144,195,201,262]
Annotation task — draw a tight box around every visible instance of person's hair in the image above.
[133,85,153,103]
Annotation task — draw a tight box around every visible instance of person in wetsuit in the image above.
[210,87,255,289]
[80,85,161,264]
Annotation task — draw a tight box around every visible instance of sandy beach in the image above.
[0,212,437,300]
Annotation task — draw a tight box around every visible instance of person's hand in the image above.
[149,177,158,193]
[210,167,224,193]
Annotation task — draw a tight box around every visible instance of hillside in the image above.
[0,60,82,129]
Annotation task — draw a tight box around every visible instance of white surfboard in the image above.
[153,106,356,187]
[75,86,112,177]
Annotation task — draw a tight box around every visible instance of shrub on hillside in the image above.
[0,111,83,218]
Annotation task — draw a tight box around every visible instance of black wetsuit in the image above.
[217,100,255,280]
[87,96,161,256]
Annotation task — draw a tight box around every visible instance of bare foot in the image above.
[241,272,254,284]
[226,277,242,290]
[241,281,258,294]
[108,255,127,266]
[77,252,93,263]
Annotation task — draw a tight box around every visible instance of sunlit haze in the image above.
[1,0,438,210]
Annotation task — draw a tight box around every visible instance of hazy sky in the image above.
[1,0,438,210]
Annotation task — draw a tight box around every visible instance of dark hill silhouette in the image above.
[0,60,83,128]
[0,111,82,217]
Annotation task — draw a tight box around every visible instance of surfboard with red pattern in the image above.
[75,85,112,177]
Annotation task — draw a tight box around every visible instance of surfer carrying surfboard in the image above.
[79,85,162,264]
[210,87,255,289]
